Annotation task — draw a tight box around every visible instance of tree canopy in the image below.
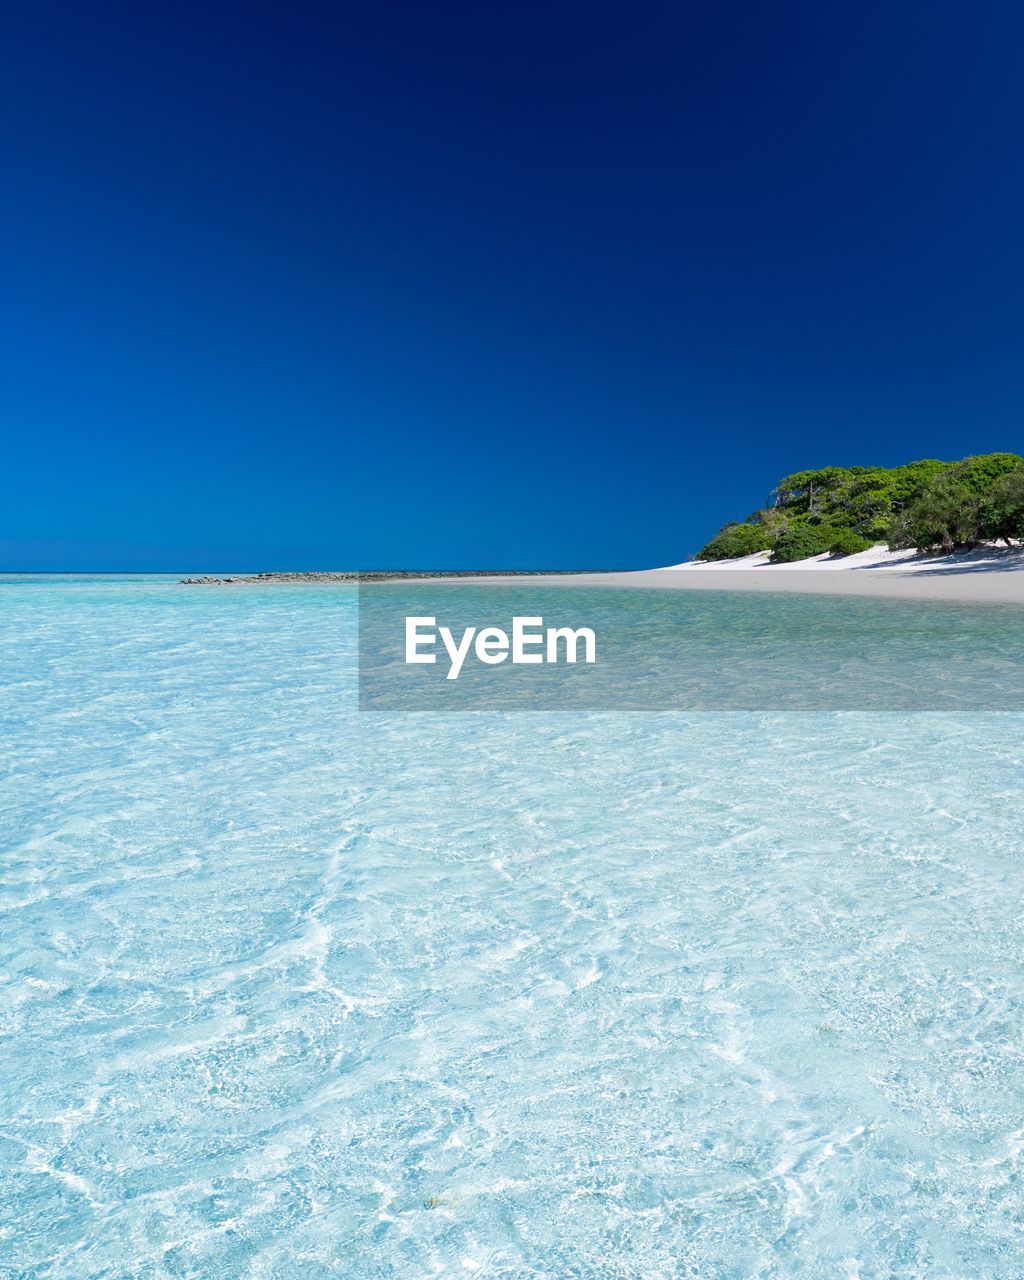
[696,453,1024,562]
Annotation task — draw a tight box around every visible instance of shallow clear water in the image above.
[2,578,1024,1278]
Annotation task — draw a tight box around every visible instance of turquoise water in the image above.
[2,578,1024,1278]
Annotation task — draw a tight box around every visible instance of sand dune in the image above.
[656,543,1023,574]
[459,545,1024,605]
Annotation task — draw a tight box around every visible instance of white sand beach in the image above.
[480,544,1024,605]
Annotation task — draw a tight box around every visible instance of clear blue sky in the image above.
[2,2,1022,570]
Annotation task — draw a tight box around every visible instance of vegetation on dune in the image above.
[695,522,774,561]
[696,453,1024,562]
[771,523,842,563]
[826,528,874,558]
[983,469,1024,545]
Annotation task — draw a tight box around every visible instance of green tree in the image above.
[891,469,983,552]
[981,469,1024,545]
[959,453,1024,495]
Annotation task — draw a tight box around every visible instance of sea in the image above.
[2,574,1024,1278]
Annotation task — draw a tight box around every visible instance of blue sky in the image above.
[2,2,1022,569]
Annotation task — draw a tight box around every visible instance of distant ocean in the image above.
[3,575,1024,1277]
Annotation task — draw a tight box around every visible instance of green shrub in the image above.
[771,523,837,563]
[828,529,874,557]
[696,522,773,561]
